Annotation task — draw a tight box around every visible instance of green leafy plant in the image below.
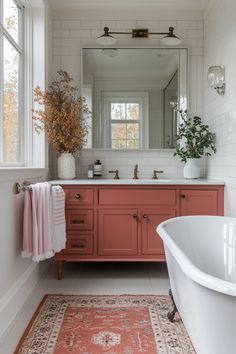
[174,110,216,163]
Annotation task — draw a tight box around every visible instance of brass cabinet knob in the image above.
[143,214,148,219]
[75,193,81,199]
[132,214,138,219]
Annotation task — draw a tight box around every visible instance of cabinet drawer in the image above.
[99,189,176,205]
[65,188,94,206]
[66,234,93,254]
[66,210,93,230]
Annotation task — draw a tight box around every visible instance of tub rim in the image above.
[157,215,236,297]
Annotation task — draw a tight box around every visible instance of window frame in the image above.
[102,91,149,149]
[0,0,25,166]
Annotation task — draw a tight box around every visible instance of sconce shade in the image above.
[96,27,117,45]
[207,65,225,95]
[161,27,181,46]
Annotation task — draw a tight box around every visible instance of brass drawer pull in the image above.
[72,244,85,248]
[75,193,81,199]
[72,220,85,224]
[143,214,148,219]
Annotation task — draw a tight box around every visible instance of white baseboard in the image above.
[0,263,40,339]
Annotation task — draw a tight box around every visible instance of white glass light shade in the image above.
[207,66,224,88]
[96,35,117,46]
[207,66,225,95]
[161,35,181,46]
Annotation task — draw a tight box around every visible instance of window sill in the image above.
[0,168,49,182]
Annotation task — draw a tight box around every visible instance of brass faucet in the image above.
[133,164,139,179]
[152,170,164,179]
[109,169,120,179]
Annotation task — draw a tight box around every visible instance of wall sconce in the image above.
[96,26,181,46]
[207,66,225,95]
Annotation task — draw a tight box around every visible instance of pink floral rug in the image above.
[15,294,195,353]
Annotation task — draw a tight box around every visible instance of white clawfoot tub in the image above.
[157,216,236,354]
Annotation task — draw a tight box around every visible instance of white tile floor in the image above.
[0,261,170,354]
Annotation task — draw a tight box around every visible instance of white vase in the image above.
[58,153,76,179]
[183,158,200,179]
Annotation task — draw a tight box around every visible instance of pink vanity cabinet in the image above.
[55,183,224,279]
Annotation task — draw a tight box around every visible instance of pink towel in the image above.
[22,182,54,262]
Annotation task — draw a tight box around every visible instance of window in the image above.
[102,92,149,149]
[0,0,24,165]
[110,102,140,149]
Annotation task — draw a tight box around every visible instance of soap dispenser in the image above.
[94,159,102,177]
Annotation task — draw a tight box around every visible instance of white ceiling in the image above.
[49,0,208,10]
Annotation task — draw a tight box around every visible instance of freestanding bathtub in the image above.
[157,215,236,354]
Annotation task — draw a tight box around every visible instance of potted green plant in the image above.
[174,110,216,178]
[32,70,90,179]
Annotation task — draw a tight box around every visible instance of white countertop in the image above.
[49,178,225,185]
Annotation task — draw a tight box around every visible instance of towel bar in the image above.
[13,181,59,194]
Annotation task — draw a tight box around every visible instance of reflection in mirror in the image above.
[82,48,188,149]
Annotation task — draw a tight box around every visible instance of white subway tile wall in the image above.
[204,0,236,216]
[50,17,204,179]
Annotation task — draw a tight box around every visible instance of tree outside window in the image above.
[111,102,140,149]
[0,0,23,165]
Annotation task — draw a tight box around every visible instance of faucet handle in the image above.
[109,169,120,179]
[152,170,164,179]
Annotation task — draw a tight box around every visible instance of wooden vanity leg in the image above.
[56,261,63,280]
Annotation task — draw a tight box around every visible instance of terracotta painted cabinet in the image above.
[98,209,138,255]
[141,208,176,255]
[55,184,224,279]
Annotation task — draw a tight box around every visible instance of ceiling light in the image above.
[96,26,181,46]
[101,48,119,57]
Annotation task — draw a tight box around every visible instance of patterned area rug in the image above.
[15,294,195,354]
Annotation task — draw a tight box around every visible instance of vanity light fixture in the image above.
[96,26,181,46]
[207,65,225,95]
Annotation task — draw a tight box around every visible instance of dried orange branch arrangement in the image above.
[32,70,90,153]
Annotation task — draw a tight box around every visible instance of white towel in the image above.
[51,185,66,253]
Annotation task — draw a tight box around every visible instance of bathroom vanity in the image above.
[51,179,224,279]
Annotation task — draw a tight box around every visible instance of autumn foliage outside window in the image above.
[110,102,140,149]
[1,0,23,165]
[33,70,90,153]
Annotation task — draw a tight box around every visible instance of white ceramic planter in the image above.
[183,158,200,179]
[58,153,76,179]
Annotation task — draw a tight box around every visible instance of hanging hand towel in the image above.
[51,185,66,252]
[22,182,54,262]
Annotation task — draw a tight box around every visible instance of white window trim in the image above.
[102,91,149,149]
[0,0,48,170]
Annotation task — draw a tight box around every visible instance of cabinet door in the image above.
[98,209,138,255]
[180,190,218,215]
[142,209,176,255]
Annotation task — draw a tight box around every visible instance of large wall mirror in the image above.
[82,48,188,150]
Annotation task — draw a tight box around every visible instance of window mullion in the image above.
[0,23,22,53]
